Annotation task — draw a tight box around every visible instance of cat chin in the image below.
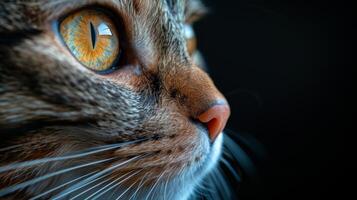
[180,133,224,199]
[201,133,224,175]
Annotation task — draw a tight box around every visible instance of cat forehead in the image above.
[0,0,206,30]
[43,0,205,18]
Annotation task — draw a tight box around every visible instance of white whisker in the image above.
[0,143,33,152]
[53,171,113,200]
[220,157,241,182]
[70,174,117,200]
[85,171,139,200]
[92,170,142,200]
[53,154,146,200]
[163,171,171,200]
[128,172,149,200]
[0,158,113,197]
[29,171,98,200]
[145,170,166,200]
[208,173,221,200]
[224,135,256,176]
[82,174,127,200]
[0,140,143,173]
[215,166,231,199]
[114,175,141,200]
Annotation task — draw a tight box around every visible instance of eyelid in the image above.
[46,1,120,21]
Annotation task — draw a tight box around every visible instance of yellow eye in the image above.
[60,9,120,73]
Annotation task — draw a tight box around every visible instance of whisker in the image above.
[220,157,241,182]
[29,171,98,200]
[225,128,266,158]
[0,143,33,152]
[70,174,118,200]
[193,175,214,197]
[82,174,126,200]
[53,154,148,200]
[128,172,149,200]
[217,166,233,199]
[145,170,167,200]
[209,169,224,200]
[92,170,142,200]
[188,171,203,198]
[207,173,221,200]
[53,171,113,200]
[224,134,257,176]
[84,171,136,200]
[114,175,141,200]
[163,171,171,200]
[0,158,113,197]
[0,139,144,173]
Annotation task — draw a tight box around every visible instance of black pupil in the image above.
[90,22,96,49]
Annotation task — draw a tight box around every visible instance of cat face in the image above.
[0,0,230,199]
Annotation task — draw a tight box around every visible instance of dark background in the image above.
[195,0,348,199]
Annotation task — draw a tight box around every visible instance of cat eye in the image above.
[184,25,197,56]
[60,9,121,73]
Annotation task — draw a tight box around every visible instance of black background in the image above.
[195,0,348,199]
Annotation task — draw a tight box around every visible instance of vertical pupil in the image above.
[90,22,96,49]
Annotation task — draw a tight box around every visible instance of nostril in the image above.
[197,103,230,141]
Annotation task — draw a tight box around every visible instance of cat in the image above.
[0,0,243,199]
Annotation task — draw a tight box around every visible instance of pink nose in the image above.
[198,103,231,141]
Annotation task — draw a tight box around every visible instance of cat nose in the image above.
[198,102,230,141]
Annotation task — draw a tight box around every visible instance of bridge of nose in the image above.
[162,64,229,119]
